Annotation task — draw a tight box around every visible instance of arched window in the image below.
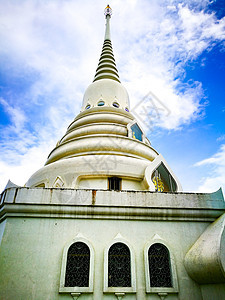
[59,238,94,294]
[65,242,90,287]
[148,243,172,287]
[108,242,131,287]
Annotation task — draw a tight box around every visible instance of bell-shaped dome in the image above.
[82,79,130,111]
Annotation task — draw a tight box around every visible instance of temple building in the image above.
[0,5,225,300]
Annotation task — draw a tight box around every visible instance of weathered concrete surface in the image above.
[1,187,224,209]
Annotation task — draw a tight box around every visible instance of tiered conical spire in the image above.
[93,5,120,83]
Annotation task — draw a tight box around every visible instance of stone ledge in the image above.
[1,187,224,210]
[0,203,224,222]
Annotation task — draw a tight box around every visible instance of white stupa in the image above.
[26,5,182,193]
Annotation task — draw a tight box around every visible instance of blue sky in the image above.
[0,0,225,193]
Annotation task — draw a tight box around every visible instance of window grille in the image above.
[65,242,90,287]
[108,177,121,191]
[108,242,131,287]
[148,243,172,287]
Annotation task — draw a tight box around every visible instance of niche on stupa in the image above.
[127,122,143,142]
[143,154,182,192]
[151,163,177,192]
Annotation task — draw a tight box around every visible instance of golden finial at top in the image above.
[104,4,112,17]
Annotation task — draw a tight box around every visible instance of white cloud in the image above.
[113,2,225,130]
[0,0,224,192]
[0,98,26,133]
[195,144,225,192]
[217,135,225,142]
[177,4,225,58]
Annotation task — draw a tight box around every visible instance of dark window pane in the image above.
[98,100,105,106]
[108,242,131,287]
[112,102,120,108]
[152,163,177,192]
[65,242,90,287]
[108,177,121,191]
[131,123,143,141]
[148,243,172,287]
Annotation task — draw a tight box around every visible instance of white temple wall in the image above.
[0,214,211,300]
[0,219,6,246]
[78,177,143,191]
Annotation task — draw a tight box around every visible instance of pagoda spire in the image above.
[104,4,112,41]
[93,5,120,83]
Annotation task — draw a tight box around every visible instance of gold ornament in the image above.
[153,176,164,192]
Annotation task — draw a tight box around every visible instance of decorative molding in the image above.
[158,292,168,300]
[115,292,125,300]
[152,233,162,240]
[71,293,81,300]
[75,232,85,238]
[30,179,49,188]
[3,180,20,190]
[114,233,123,239]
[53,176,65,188]
[1,203,223,223]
